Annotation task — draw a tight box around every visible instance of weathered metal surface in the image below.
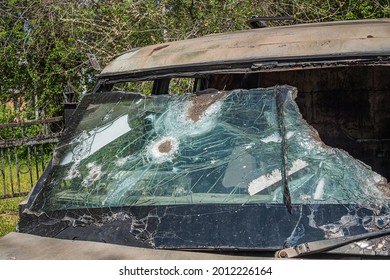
[17,204,390,257]
[100,19,390,77]
[0,134,61,148]
[0,232,262,260]
[0,116,63,129]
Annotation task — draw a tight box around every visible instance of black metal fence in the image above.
[0,117,63,199]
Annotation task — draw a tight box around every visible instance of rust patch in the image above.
[187,92,225,122]
[158,140,172,153]
[149,44,169,56]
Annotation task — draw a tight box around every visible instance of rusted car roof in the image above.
[100,19,390,77]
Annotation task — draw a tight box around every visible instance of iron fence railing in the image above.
[0,117,63,199]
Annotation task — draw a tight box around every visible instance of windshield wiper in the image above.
[275,227,390,258]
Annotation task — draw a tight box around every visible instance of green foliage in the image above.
[342,0,390,19]
[0,0,389,118]
[0,104,17,125]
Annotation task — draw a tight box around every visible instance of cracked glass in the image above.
[34,86,390,213]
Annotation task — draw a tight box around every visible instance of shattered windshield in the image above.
[33,86,389,212]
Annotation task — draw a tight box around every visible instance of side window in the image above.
[168,78,195,94]
[112,80,154,95]
[208,74,260,90]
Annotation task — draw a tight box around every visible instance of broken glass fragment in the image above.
[32,86,389,212]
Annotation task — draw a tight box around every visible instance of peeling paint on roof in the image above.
[101,19,390,76]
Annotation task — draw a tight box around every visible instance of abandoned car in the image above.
[18,19,390,258]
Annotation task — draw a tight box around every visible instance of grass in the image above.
[0,196,25,237]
